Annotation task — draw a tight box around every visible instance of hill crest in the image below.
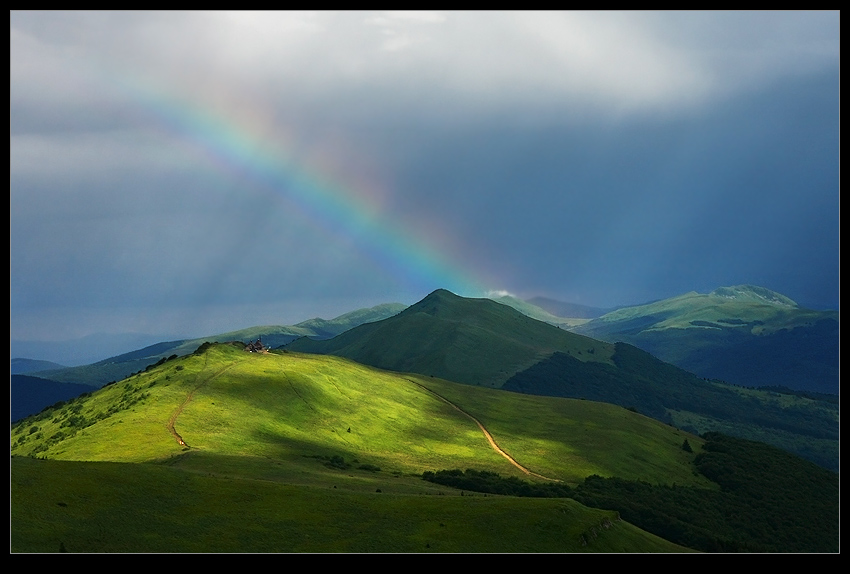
[709,285,797,307]
[572,285,838,395]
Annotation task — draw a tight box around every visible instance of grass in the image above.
[11,343,710,552]
[12,344,708,487]
[11,457,690,553]
[413,377,713,488]
[668,409,839,472]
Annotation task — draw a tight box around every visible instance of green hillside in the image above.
[294,302,407,338]
[287,289,615,388]
[573,285,839,394]
[12,456,687,553]
[504,344,838,471]
[286,289,838,471]
[12,343,703,553]
[11,343,706,486]
[12,342,836,552]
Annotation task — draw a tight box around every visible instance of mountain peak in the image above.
[402,289,463,315]
[423,288,461,301]
[709,285,797,307]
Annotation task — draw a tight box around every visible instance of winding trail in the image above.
[166,357,244,448]
[406,379,561,482]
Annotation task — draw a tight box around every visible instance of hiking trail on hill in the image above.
[407,379,561,482]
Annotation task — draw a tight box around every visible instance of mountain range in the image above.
[571,285,839,394]
[12,286,838,469]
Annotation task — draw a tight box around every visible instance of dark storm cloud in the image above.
[10,11,839,341]
[356,64,838,308]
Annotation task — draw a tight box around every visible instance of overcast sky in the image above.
[11,11,840,341]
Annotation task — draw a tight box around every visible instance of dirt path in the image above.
[166,358,243,448]
[406,379,560,482]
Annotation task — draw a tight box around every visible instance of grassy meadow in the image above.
[11,343,706,552]
[11,457,689,553]
[11,344,709,486]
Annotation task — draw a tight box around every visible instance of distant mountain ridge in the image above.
[524,296,614,319]
[710,285,797,307]
[10,332,173,367]
[487,295,593,328]
[10,358,67,375]
[572,284,839,394]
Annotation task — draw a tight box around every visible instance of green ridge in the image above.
[288,289,614,388]
[573,285,839,394]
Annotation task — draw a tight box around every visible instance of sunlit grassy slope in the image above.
[11,343,708,487]
[11,343,703,552]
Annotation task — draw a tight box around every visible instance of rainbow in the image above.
[111,74,488,299]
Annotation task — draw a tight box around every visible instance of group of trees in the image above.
[422,469,572,498]
[422,432,838,553]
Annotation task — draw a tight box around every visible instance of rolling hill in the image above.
[571,285,839,394]
[10,358,67,374]
[11,342,837,552]
[286,289,838,471]
[12,343,703,553]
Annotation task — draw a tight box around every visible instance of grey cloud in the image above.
[10,11,839,341]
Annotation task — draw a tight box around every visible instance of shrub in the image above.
[194,342,214,355]
[326,455,350,470]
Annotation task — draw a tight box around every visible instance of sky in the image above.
[11,11,840,343]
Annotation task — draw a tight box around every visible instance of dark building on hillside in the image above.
[244,338,266,353]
